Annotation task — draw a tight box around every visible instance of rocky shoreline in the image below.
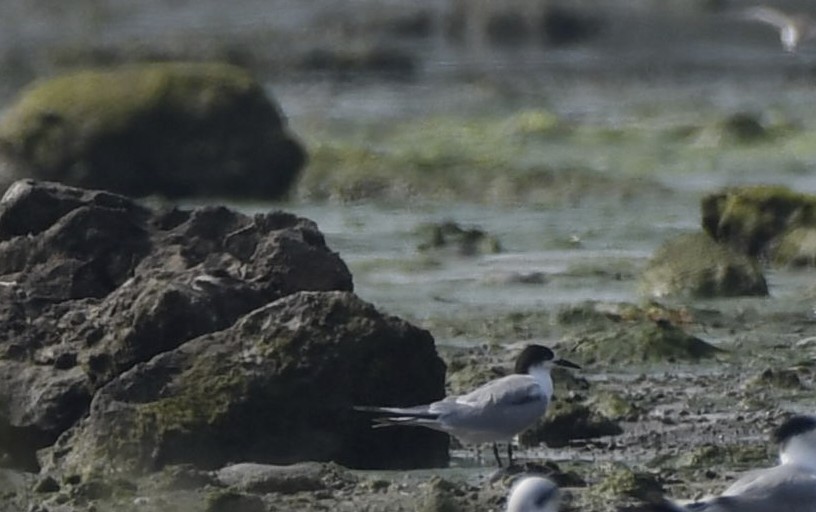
[0,179,813,512]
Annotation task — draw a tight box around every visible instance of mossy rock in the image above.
[590,465,664,501]
[743,368,804,390]
[664,443,771,471]
[566,321,721,366]
[640,232,768,298]
[39,291,449,475]
[416,221,501,257]
[701,185,816,259]
[772,226,816,267]
[0,63,305,199]
[519,399,622,448]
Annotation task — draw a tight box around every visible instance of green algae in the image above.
[567,322,721,366]
[640,232,768,298]
[297,112,667,204]
[0,62,261,160]
[702,185,816,257]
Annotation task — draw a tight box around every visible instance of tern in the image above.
[742,6,816,52]
[506,475,562,512]
[355,344,581,467]
[626,414,816,512]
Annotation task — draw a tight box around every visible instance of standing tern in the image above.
[627,414,816,512]
[355,344,581,467]
[742,6,816,52]
[506,475,562,512]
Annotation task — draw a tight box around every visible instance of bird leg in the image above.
[492,442,504,467]
[507,442,514,467]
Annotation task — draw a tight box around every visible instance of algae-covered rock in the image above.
[743,368,804,390]
[40,291,449,475]
[214,462,354,494]
[416,221,502,257]
[772,226,816,267]
[640,232,768,298]
[0,180,353,471]
[520,399,623,448]
[0,63,305,198]
[566,321,721,365]
[702,185,816,260]
[590,465,664,501]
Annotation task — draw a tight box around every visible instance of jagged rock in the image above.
[0,179,358,471]
[39,291,448,475]
[640,232,768,298]
[0,63,305,199]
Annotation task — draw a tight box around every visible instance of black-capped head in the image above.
[773,415,816,447]
[514,345,581,374]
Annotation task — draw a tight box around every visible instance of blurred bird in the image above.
[355,344,581,468]
[621,414,816,512]
[506,476,561,512]
[742,6,816,52]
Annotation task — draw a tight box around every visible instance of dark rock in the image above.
[0,63,305,199]
[416,221,501,256]
[34,475,60,493]
[40,291,448,475]
[540,6,603,46]
[640,232,768,298]
[205,490,265,512]
[0,179,353,471]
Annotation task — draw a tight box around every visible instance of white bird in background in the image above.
[626,414,816,512]
[742,6,816,52]
[506,476,562,512]
[355,344,581,468]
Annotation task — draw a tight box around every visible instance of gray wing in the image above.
[712,464,816,512]
[451,374,544,408]
[742,6,795,30]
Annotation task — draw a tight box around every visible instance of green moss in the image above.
[589,465,664,501]
[640,232,768,298]
[744,368,804,390]
[0,63,258,159]
[298,112,664,204]
[568,322,721,366]
[671,443,771,470]
[702,185,816,258]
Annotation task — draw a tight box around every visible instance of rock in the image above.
[540,6,603,46]
[520,399,622,449]
[0,179,353,471]
[743,368,804,390]
[772,226,816,267]
[40,291,448,475]
[0,63,305,199]
[640,232,768,298]
[416,221,501,256]
[214,462,354,494]
[590,465,664,501]
[205,490,265,512]
[34,475,60,493]
[702,185,816,260]
[566,321,721,365]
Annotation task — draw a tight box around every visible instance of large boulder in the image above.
[0,63,305,199]
[702,185,816,264]
[40,291,449,475]
[0,179,369,471]
[639,232,768,298]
